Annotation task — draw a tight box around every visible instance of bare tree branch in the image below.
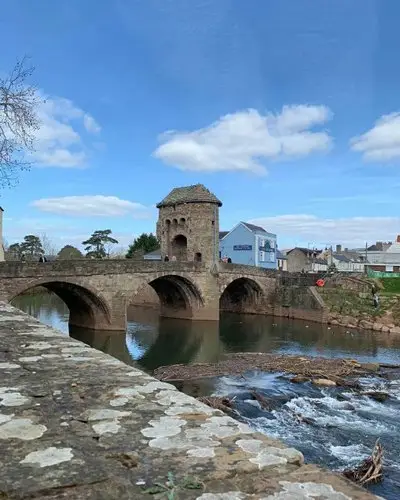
[40,233,58,256]
[0,56,41,188]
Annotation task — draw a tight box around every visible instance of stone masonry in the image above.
[156,184,222,265]
[0,302,378,499]
[0,260,326,331]
[0,184,328,330]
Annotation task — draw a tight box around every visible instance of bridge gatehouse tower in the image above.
[156,184,222,265]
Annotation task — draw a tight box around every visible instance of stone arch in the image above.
[141,273,205,320]
[220,277,264,314]
[10,279,112,330]
[171,234,187,261]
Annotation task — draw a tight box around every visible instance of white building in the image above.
[365,235,400,272]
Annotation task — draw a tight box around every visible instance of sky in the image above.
[2,0,400,252]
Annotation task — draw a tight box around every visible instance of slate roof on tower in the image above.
[156,184,222,208]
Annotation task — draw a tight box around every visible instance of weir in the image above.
[0,302,376,499]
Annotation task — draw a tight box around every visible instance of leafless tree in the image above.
[108,245,128,259]
[40,233,58,256]
[0,57,40,187]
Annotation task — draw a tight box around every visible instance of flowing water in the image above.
[12,292,400,499]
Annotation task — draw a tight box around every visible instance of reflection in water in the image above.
[11,292,400,371]
[220,313,399,363]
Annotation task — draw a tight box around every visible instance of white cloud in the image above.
[83,114,101,134]
[33,96,101,168]
[153,105,333,174]
[351,112,400,162]
[35,150,87,168]
[249,214,400,247]
[31,195,152,217]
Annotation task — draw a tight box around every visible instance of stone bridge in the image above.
[0,260,325,331]
[0,260,283,331]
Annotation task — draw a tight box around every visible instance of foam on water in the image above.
[329,444,371,464]
[211,370,400,500]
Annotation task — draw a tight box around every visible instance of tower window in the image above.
[180,217,186,224]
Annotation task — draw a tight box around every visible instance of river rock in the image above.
[381,326,390,333]
[312,379,336,387]
[390,326,400,334]
[358,319,374,330]
[363,391,389,403]
[373,323,383,332]
[360,362,380,372]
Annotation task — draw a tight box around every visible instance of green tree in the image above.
[0,57,40,187]
[82,229,118,259]
[327,262,337,273]
[57,245,83,260]
[6,242,22,260]
[20,234,44,260]
[126,233,159,259]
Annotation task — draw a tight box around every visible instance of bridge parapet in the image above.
[218,262,278,277]
[0,259,207,278]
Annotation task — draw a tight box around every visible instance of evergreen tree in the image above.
[82,229,118,259]
[7,243,22,260]
[126,233,159,259]
[57,245,83,260]
[20,235,44,260]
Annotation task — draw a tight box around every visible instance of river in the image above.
[12,292,400,499]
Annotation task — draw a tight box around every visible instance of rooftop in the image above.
[242,222,268,234]
[156,184,222,208]
[276,249,287,260]
[332,253,352,263]
[287,247,322,257]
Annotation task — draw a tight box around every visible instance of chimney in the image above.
[344,248,348,252]
[336,244,342,253]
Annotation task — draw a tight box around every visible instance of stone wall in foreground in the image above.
[0,302,376,499]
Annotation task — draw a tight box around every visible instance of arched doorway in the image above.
[171,234,188,261]
[220,278,264,314]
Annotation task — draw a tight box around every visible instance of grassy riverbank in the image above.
[320,285,400,331]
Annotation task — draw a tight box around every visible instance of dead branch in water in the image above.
[197,396,238,415]
[153,353,385,383]
[249,390,271,410]
[343,440,384,485]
